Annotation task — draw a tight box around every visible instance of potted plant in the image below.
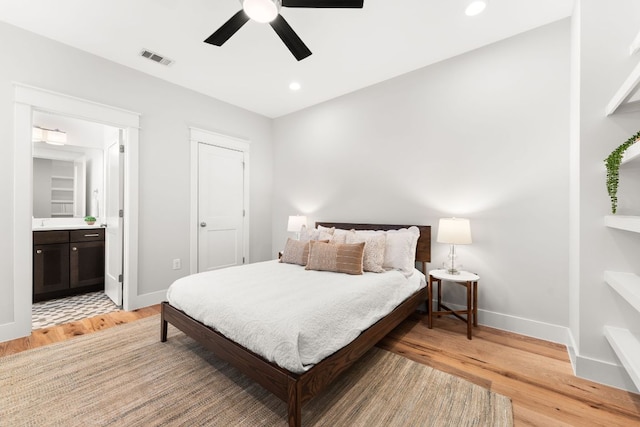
[84,215,97,225]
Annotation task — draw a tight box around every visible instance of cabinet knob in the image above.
[36,249,42,254]
[72,247,77,251]
[200,222,207,227]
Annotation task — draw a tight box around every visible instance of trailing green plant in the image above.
[605,130,640,214]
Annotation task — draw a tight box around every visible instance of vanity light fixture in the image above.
[32,126,67,146]
[465,0,487,16]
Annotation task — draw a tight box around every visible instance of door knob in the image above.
[200,222,207,227]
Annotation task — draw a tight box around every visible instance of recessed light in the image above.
[465,0,487,16]
[289,81,301,91]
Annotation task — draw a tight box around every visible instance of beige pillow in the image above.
[305,241,365,275]
[280,238,311,266]
[345,231,386,273]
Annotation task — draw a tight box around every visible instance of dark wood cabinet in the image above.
[33,229,105,302]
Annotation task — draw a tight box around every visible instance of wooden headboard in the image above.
[315,222,431,269]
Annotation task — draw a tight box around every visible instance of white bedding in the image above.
[166,260,425,373]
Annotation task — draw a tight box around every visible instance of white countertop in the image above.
[32,224,103,231]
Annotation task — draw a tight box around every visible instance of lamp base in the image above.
[446,268,461,275]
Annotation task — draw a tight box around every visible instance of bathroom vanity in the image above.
[33,227,105,302]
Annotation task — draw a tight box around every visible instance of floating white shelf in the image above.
[621,141,640,165]
[605,215,640,233]
[605,271,640,313]
[604,326,640,392]
[606,60,640,116]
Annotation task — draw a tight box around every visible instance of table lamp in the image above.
[437,217,472,275]
[287,215,307,240]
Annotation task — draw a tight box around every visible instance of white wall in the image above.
[273,20,571,341]
[0,21,273,326]
[572,0,640,391]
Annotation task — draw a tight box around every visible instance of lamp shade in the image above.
[437,218,472,245]
[287,215,307,233]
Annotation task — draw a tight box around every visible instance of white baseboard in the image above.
[0,319,31,343]
[574,353,639,393]
[442,301,572,345]
[125,290,167,312]
[441,301,639,393]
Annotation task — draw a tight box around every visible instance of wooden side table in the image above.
[427,269,479,339]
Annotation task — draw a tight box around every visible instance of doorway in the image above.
[189,128,250,274]
[4,84,141,342]
[30,111,123,328]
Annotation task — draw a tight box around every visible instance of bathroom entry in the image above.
[32,111,124,310]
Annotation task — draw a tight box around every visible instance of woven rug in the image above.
[0,316,513,426]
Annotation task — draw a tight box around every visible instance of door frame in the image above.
[189,127,250,274]
[5,83,140,341]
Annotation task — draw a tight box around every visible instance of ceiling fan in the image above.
[204,0,364,61]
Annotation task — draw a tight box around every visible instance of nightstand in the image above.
[427,269,479,339]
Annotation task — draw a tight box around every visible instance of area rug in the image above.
[0,316,513,426]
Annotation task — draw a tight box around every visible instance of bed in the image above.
[160,222,431,427]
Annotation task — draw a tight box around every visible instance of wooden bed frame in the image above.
[161,223,431,427]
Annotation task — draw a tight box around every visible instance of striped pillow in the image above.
[305,241,365,275]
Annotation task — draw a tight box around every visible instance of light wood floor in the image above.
[1,306,639,426]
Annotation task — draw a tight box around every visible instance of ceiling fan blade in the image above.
[204,10,250,46]
[281,0,363,7]
[269,15,312,61]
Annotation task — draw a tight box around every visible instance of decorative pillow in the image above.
[330,228,349,244]
[345,231,386,273]
[279,238,311,266]
[383,227,420,274]
[300,225,334,242]
[305,241,365,275]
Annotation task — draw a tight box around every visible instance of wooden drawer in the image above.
[33,230,69,245]
[70,228,104,242]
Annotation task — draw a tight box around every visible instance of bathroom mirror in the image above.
[32,111,109,221]
[32,142,104,219]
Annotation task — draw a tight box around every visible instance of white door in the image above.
[104,132,124,306]
[198,143,245,272]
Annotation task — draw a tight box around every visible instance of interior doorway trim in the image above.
[189,127,250,274]
[6,83,140,341]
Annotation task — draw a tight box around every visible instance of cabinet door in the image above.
[33,243,70,295]
[69,240,105,288]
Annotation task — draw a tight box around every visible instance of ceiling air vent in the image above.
[139,49,174,66]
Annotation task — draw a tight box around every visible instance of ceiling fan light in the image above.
[465,0,487,16]
[242,0,280,23]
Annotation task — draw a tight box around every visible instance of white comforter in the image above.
[166,260,425,373]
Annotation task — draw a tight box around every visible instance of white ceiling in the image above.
[0,0,573,118]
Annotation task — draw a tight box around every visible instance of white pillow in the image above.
[330,228,349,244]
[382,227,420,274]
[345,231,386,273]
[300,225,334,242]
